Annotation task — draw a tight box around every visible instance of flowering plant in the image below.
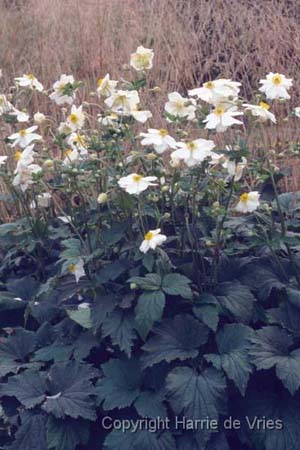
[0,49,300,450]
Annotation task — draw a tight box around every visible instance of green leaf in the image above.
[96,260,130,284]
[250,326,300,394]
[135,290,166,339]
[134,390,167,419]
[47,416,89,450]
[243,387,300,450]
[102,309,137,357]
[205,324,253,395]
[0,291,27,312]
[42,361,97,420]
[0,370,46,407]
[215,281,255,323]
[142,314,209,368]
[9,412,47,450]
[193,293,220,331]
[101,222,127,245]
[128,273,162,291]
[104,429,176,450]
[91,294,117,332]
[0,328,37,376]
[96,359,141,410]
[66,307,92,329]
[162,273,193,299]
[166,366,226,420]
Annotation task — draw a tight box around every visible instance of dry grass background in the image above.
[1,0,300,195]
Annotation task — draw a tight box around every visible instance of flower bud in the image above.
[97,192,108,204]
[34,112,46,124]
[130,283,137,290]
[43,159,54,169]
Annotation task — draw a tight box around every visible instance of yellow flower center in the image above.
[19,129,27,137]
[65,149,73,157]
[68,263,76,273]
[144,231,154,241]
[159,129,168,137]
[69,113,78,124]
[214,106,225,116]
[205,81,214,89]
[240,193,249,202]
[97,78,103,87]
[26,73,36,80]
[14,151,22,161]
[272,74,282,85]
[187,141,197,151]
[259,101,270,110]
[133,174,142,182]
[136,54,150,67]
[75,135,86,146]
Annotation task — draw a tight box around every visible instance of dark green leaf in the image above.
[0,370,46,407]
[47,416,89,450]
[135,290,166,339]
[8,412,47,450]
[215,281,255,323]
[102,309,137,357]
[162,273,193,299]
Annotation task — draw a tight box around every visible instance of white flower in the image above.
[139,229,167,253]
[171,139,215,167]
[12,164,42,192]
[140,128,177,154]
[67,133,88,154]
[0,156,8,165]
[58,121,73,135]
[34,112,46,124]
[203,105,243,132]
[118,173,157,195]
[15,74,44,92]
[223,157,247,181]
[131,108,152,123]
[189,79,241,105]
[10,110,30,123]
[49,74,75,105]
[97,74,118,97]
[294,107,300,118]
[8,126,42,148]
[235,191,260,213]
[165,92,196,120]
[30,192,52,209]
[105,90,140,115]
[63,148,85,165]
[14,144,36,172]
[68,259,85,283]
[259,73,292,100]
[130,46,154,71]
[66,105,85,131]
[243,102,276,123]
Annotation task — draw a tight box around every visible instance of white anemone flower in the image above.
[49,74,75,105]
[118,173,157,195]
[98,113,119,127]
[15,74,44,92]
[259,73,292,100]
[294,107,300,118]
[222,157,247,181]
[105,90,140,115]
[10,110,30,123]
[140,128,177,154]
[165,92,196,120]
[243,102,276,123]
[131,108,152,123]
[189,79,241,105]
[14,144,36,172]
[171,139,215,167]
[97,74,118,97]
[12,164,42,192]
[68,259,85,283]
[139,229,167,253]
[66,105,85,131]
[30,192,52,209]
[8,126,42,148]
[203,105,243,132]
[130,46,154,71]
[235,191,260,213]
[63,148,86,165]
[67,133,88,154]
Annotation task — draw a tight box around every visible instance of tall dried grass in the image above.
[1,0,300,195]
